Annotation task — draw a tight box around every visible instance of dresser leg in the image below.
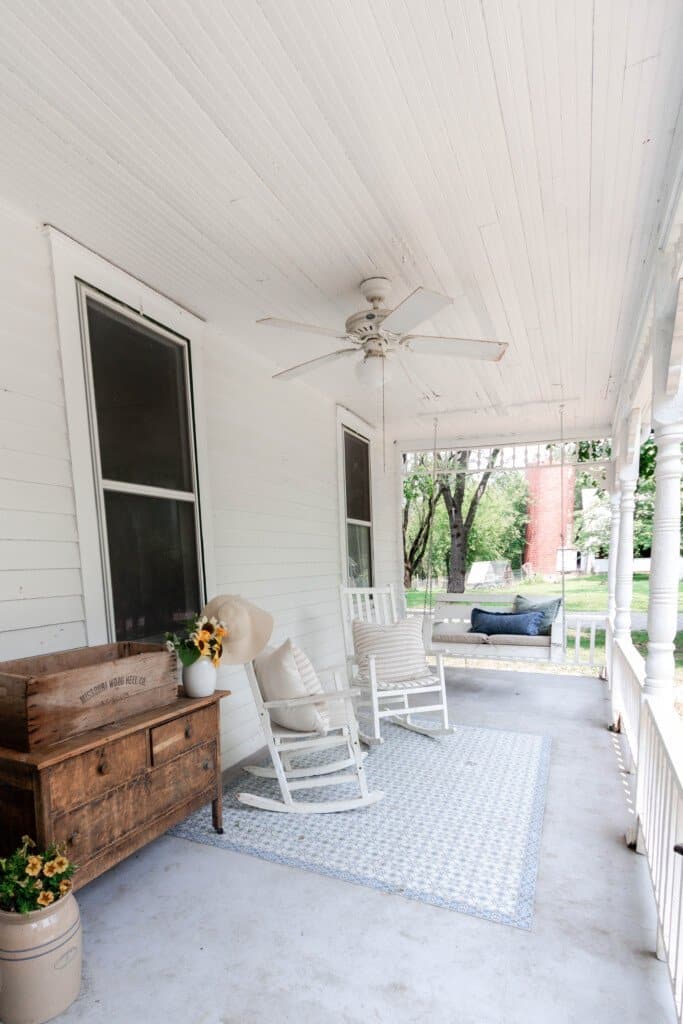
[212,794,224,834]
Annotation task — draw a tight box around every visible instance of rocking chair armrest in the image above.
[262,688,360,710]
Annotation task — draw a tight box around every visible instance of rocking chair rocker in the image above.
[239,660,384,813]
[340,583,454,745]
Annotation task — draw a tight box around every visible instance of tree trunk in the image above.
[439,448,500,593]
[448,539,467,592]
[403,566,412,589]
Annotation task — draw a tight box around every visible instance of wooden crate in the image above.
[0,642,179,751]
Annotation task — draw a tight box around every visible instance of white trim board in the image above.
[47,227,216,645]
[336,405,376,588]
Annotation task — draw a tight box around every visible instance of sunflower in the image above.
[43,860,58,878]
[53,855,70,874]
[59,878,73,895]
[25,855,43,877]
[198,629,213,643]
[37,890,54,907]
[215,625,227,639]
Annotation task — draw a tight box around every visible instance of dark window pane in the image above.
[104,491,200,642]
[344,429,371,521]
[87,298,193,491]
[347,523,373,587]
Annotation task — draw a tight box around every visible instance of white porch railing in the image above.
[611,634,645,768]
[563,612,607,669]
[637,698,683,1020]
[608,629,683,1022]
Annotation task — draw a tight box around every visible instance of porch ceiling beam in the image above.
[395,422,613,454]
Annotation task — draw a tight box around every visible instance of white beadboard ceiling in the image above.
[0,0,681,445]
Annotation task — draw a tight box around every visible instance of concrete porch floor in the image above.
[55,667,674,1024]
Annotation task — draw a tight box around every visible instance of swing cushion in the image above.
[352,618,433,684]
[470,608,545,636]
[512,595,562,636]
[254,640,330,734]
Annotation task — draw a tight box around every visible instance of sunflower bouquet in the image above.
[165,615,227,668]
[0,836,76,914]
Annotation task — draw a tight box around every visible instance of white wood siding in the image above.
[0,203,404,767]
[203,334,402,764]
[0,202,86,660]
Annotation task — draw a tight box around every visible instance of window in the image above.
[79,288,203,641]
[343,427,373,586]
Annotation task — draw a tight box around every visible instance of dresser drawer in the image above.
[53,741,217,865]
[150,705,216,766]
[49,732,148,815]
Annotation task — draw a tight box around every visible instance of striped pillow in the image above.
[254,640,329,733]
[352,618,432,684]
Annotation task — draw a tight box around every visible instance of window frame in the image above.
[49,228,215,645]
[77,285,205,640]
[337,407,375,588]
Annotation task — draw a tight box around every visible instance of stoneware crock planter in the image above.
[182,657,217,698]
[0,892,82,1024]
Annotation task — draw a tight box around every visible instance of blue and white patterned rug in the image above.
[170,723,551,930]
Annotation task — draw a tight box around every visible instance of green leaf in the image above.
[178,646,200,667]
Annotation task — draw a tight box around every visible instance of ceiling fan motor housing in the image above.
[345,307,393,339]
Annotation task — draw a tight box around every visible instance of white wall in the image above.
[0,202,86,658]
[202,333,403,764]
[0,202,403,767]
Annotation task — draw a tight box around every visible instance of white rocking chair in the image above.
[340,584,454,745]
[239,662,384,813]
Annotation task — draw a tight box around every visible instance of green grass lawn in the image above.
[405,573,683,614]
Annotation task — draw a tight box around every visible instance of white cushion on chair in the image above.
[352,618,432,685]
[253,640,330,734]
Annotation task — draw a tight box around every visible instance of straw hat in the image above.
[201,594,274,665]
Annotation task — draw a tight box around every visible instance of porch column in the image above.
[643,421,683,697]
[613,477,637,643]
[607,486,621,621]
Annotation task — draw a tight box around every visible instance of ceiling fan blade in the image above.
[257,316,351,342]
[404,335,508,362]
[272,348,359,380]
[395,355,441,402]
[380,287,452,335]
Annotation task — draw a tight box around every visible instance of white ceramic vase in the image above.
[182,657,217,698]
[0,893,82,1024]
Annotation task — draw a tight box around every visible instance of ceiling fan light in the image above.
[356,353,390,390]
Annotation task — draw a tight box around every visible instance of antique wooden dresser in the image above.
[0,643,229,888]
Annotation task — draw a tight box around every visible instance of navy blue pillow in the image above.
[470,608,545,637]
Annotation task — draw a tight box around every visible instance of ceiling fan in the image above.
[257,277,507,388]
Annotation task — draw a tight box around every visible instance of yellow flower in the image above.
[198,629,212,642]
[59,878,72,895]
[215,626,226,639]
[25,855,43,877]
[37,890,54,907]
[43,860,58,878]
[53,855,70,874]
[34,878,43,890]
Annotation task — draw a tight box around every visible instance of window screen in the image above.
[83,291,203,641]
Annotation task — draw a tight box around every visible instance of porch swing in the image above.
[421,414,567,665]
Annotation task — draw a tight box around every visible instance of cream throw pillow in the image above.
[254,640,329,733]
[352,618,432,684]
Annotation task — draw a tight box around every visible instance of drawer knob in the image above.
[202,760,210,771]
[184,723,193,740]
[97,759,109,775]
[67,830,80,845]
